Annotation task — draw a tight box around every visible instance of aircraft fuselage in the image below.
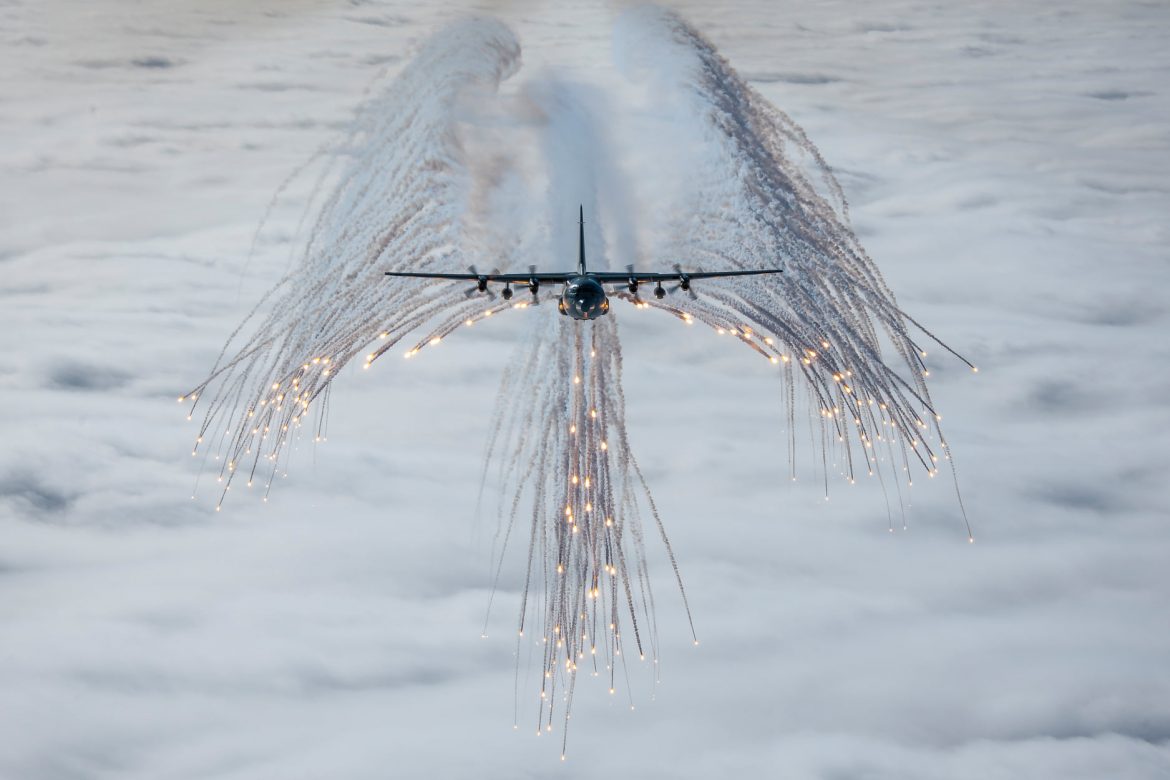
[558,276,610,320]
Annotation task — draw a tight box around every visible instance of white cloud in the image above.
[1,1,1168,777]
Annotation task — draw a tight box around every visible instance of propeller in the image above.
[527,264,540,303]
[464,265,499,299]
[668,263,698,300]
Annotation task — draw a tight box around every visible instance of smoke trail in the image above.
[475,77,693,753]
[483,314,695,749]
[182,18,677,751]
[183,8,974,754]
[526,76,642,271]
[182,18,521,507]
[612,6,976,525]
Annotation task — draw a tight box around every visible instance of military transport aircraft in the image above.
[384,206,785,320]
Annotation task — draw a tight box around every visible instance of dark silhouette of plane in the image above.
[384,206,784,320]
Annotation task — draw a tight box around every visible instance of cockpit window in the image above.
[561,278,609,319]
[573,279,605,318]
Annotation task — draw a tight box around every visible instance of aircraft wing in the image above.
[589,268,785,283]
[383,268,784,284]
[383,270,576,283]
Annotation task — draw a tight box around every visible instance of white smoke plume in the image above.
[183,7,972,754]
[183,17,521,504]
[613,6,976,517]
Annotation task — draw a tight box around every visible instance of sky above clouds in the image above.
[2,1,1169,778]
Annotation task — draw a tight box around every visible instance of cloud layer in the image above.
[1,0,1168,777]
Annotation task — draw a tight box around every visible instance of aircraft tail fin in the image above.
[577,204,586,275]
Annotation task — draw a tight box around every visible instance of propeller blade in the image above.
[625,264,639,294]
[672,263,700,299]
[465,265,498,299]
[465,265,480,297]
